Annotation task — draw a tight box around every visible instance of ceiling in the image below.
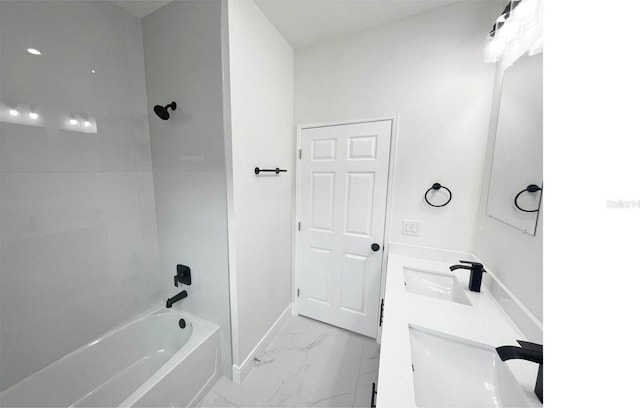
[113,0,172,19]
[254,0,460,49]
[113,1,461,48]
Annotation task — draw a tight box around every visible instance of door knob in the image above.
[371,243,380,252]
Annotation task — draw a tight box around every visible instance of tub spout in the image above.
[166,290,188,308]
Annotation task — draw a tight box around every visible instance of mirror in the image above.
[487,53,543,235]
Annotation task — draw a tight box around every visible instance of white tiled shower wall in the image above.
[141,0,232,378]
[0,1,161,390]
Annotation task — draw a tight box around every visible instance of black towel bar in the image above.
[254,167,287,175]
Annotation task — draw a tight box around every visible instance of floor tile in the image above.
[200,315,380,407]
[358,340,380,376]
[198,390,238,407]
[352,371,379,408]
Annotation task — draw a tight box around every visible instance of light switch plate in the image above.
[402,219,421,236]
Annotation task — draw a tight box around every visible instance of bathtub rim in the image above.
[0,303,219,404]
[118,308,220,407]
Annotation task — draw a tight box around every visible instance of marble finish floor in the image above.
[198,314,380,407]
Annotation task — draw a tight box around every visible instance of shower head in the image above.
[153,101,177,120]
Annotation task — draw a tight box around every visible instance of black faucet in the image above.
[496,340,543,403]
[174,264,192,287]
[449,260,485,292]
[166,290,188,308]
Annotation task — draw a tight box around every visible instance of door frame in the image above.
[292,115,399,342]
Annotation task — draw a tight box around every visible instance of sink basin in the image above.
[403,267,472,306]
[408,325,532,407]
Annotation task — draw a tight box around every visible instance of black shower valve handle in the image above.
[174,264,191,287]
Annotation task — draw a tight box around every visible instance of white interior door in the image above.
[296,120,392,338]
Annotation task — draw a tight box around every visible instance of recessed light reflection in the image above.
[1,105,46,127]
[27,48,42,56]
[64,116,97,133]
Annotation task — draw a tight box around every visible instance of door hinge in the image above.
[297,288,300,297]
[298,149,302,159]
[379,299,384,327]
[298,222,301,231]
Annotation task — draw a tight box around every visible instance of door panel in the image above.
[312,138,337,160]
[345,172,375,236]
[309,248,331,304]
[341,253,367,313]
[311,172,335,231]
[297,120,392,337]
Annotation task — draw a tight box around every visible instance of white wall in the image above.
[294,1,504,253]
[226,0,294,367]
[0,1,161,391]
[141,0,233,378]
[474,57,543,322]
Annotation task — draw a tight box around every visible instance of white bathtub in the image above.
[0,308,221,408]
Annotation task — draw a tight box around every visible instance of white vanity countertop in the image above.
[377,252,542,407]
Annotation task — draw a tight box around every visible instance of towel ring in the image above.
[424,183,452,207]
[514,184,542,212]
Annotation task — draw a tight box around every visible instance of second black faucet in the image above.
[449,260,485,292]
[496,340,543,403]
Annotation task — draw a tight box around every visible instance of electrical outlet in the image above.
[402,219,421,236]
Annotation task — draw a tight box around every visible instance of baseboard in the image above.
[231,303,292,384]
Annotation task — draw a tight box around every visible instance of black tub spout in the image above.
[166,290,188,308]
